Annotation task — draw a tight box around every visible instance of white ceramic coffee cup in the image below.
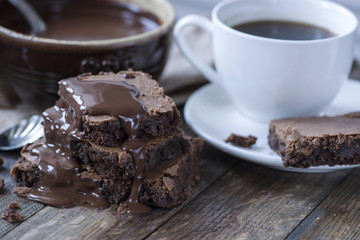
[174,0,358,122]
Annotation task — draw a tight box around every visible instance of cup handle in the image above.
[174,15,219,84]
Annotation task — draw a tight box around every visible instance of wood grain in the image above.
[286,168,360,240]
[2,144,238,240]
[146,161,352,240]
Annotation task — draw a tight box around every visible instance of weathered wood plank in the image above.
[0,151,44,237]
[2,144,238,240]
[146,161,352,240]
[286,168,360,240]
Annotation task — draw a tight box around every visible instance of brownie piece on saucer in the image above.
[268,114,360,168]
[225,133,257,148]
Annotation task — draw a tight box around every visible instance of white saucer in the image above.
[184,79,360,173]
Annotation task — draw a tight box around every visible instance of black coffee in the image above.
[232,20,335,40]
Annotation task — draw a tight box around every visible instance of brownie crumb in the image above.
[13,187,32,197]
[225,134,257,147]
[338,205,347,213]
[117,203,128,214]
[0,156,3,167]
[8,202,21,210]
[1,202,24,223]
[0,176,4,189]
[59,210,65,218]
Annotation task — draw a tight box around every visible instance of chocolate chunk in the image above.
[1,202,24,223]
[225,134,257,147]
[268,114,360,168]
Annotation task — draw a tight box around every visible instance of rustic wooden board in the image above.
[286,167,360,240]
[146,161,352,240]
[0,151,44,237]
[1,144,238,240]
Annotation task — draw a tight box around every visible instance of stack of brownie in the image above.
[11,71,203,213]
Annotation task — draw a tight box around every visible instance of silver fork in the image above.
[0,115,44,150]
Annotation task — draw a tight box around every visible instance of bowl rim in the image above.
[0,0,175,51]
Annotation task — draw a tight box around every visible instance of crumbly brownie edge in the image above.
[77,134,194,204]
[139,137,204,208]
[11,158,40,188]
[282,134,360,168]
[76,130,190,178]
[137,105,182,139]
[83,105,182,147]
[268,125,285,155]
[269,127,360,168]
[83,118,127,146]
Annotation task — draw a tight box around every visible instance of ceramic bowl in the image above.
[0,0,175,109]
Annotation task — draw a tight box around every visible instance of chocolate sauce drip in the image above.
[28,76,150,212]
[121,132,151,214]
[43,101,83,158]
[28,141,109,208]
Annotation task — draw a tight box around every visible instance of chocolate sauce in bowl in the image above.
[4,1,161,40]
[28,75,151,212]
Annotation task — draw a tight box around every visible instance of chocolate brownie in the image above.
[139,137,203,208]
[46,71,181,147]
[76,130,193,204]
[11,136,202,207]
[11,145,40,188]
[11,70,203,213]
[268,114,360,168]
[76,128,190,177]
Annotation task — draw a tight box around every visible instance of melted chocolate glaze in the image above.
[27,141,110,209]
[29,75,152,212]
